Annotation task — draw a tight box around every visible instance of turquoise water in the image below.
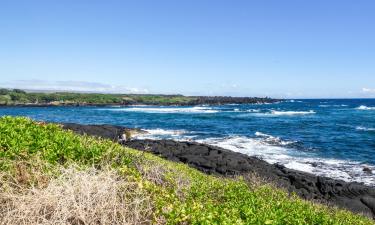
[1,99,374,185]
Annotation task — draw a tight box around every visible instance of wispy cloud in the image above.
[0,80,149,94]
[362,87,375,93]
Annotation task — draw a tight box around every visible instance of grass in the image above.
[0,116,373,224]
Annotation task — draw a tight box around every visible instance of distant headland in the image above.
[0,88,280,106]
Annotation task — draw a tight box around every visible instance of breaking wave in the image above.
[254,132,297,146]
[101,106,219,114]
[196,136,375,185]
[356,126,375,131]
[356,105,375,110]
[319,104,348,108]
[134,128,196,140]
[270,110,315,116]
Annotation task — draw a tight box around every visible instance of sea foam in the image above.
[254,132,296,146]
[103,106,219,114]
[196,135,375,185]
[134,128,195,140]
[356,126,375,131]
[356,105,375,110]
[269,110,315,116]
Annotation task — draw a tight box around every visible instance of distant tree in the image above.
[27,94,39,103]
[40,94,58,102]
[10,93,22,101]
[0,88,9,95]
[12,89,26,94]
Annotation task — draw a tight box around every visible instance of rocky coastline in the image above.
[61,123,375,219]
[183,96,280,105]
[0,96,280,107]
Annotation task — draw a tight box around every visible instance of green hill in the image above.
[0,88,277,106]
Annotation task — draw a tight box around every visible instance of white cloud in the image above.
[0,80,149,94]
[362,87,375,93]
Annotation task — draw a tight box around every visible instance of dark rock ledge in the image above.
[61,123,375,219]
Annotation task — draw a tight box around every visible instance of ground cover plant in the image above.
[0,116,373,224]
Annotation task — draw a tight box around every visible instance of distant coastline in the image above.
[0,88,281,106]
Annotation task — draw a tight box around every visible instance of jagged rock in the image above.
[61,123,146,141]
[364,167,373,174]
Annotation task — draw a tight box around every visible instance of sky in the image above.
[1,0,375,98]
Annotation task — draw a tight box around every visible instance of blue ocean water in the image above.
[1,99,374,185]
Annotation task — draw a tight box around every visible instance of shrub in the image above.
[12,89,26,94]
[0,88,9,95]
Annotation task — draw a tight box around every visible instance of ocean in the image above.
[1,99,374,185]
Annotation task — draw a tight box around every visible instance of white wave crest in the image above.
[255,132,296,145]
[104,106,219,114]
[197,136,375,185]
[270,110,315,116]
[356,105,375,110]
[356,126,375,131]
[134,128,194,140]
[288,100,303,103]
[319,104,348,108]
[144,129,186,136]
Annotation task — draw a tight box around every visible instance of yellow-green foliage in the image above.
[0,116,373,225]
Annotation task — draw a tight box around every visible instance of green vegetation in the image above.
[0,116,372,224]
[0,88,197,105]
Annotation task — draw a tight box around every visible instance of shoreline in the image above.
[61,122,375,218]
[0,100,281,107]
[0,103,194,107]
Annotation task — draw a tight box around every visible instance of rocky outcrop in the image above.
[124,139,375,218]
[189,96,280,105]
[62,123,375,219]
[120,96,280,106]
[61,123,146,141]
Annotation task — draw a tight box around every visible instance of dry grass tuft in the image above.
[241,172,274,190]
[132,156,191,199]
[0,158,53,191]
[134,158,169,186]
[0,166,154,225]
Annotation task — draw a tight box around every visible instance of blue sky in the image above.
[1,0,375,98]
